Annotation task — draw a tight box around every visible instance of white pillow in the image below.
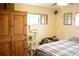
[68,37,79,43]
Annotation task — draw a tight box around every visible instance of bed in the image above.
[35,37,79,56]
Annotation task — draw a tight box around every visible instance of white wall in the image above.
[55,5,79,39]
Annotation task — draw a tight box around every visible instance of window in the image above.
[27,13,40,25]
[64,13,72,25]
[75,13,79,26]
[40,14,48,24]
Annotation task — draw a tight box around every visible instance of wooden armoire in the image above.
[0,4,27,56]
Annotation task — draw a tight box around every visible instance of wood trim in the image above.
[0,3,14,11]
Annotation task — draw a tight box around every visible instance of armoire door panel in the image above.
[13,11,26,35]
[0,42,11,56]
[12,40,26,56]
[14,15,24,35]
[0,13,10,35]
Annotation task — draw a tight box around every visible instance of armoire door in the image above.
[12,11,27,56]
[0,11,12,56]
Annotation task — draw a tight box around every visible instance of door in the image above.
[0,11,11,56]
[12,11,27,56]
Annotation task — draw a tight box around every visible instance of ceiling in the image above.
[27,3,56,7]
[26,3,79,7]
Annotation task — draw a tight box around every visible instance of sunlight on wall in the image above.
[75,13,79,26]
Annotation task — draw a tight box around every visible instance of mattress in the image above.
[36,38,79,56]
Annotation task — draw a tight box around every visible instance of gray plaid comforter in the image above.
[36,40,79,56]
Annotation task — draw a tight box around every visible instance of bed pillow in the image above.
[68,37,79,43]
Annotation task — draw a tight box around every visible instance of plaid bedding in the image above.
[36,40,79,56]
